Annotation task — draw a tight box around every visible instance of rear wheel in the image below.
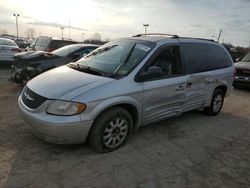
[204,88,224,116]
[88,107,133,153]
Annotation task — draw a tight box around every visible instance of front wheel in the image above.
[13,72,23,84]
[204,88,224,116]
[88,107,133,153]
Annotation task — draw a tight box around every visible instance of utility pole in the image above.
[60,27,64,40]
[217,29,222,43]
[13,13,19,38]
[143,24,149,35]
[69,18,71,39]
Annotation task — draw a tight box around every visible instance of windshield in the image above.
[75,39,154,76]
[242,52,250,62]
[52,45,81,57]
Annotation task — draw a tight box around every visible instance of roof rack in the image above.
[133,33,179,38]
[133,33,216,42]
[179,37,216,42]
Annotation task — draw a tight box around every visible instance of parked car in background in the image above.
[234,52,250,87]
[11,44,99,83]
[18,35,234,153]
[15,38,29,48]
[25,38,37,51]
[34,36,77,52]
[0,38,21,63]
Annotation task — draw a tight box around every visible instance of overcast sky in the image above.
[0,0,250,46]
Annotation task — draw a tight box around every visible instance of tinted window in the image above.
[49,40,76,50]
[208,45,233,68]
[181,43,232,74]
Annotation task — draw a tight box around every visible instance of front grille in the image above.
[236,69,250,77]
[22,86,47,109]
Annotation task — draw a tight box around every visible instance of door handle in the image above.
[176,85,185,91]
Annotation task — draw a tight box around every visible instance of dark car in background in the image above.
[25,38,37,51]
[234,52,250,88]
[33,36,77,52]
[11,44,99,83]
[15,38,29,48]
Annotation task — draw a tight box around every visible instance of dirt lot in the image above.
[0,68,249,188]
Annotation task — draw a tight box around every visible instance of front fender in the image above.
[86,96,142,129]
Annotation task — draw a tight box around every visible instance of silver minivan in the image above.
[18,35,235,152]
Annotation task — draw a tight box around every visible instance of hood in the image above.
[27,65,113,100]
[14,51,56,63]
[15,51,45,59]
[235,61,250,70]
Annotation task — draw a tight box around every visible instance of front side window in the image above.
[152,46,182,76]
[73,47,97,57]
[74,39,155,77]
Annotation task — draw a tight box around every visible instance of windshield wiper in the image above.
[76,64,104,76]
[114,43,136,74]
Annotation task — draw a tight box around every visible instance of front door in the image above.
[141,45,187,125]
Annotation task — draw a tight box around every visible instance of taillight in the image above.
[12,48,22,52]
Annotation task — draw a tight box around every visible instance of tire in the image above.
[233,82,239,89]
[14,72,23,84]
[88,107,133,153]
[204,88,224,116]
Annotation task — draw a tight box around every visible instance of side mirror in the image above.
[136,66,163,82]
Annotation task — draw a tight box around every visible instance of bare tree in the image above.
[0,29,8,35]
[25,28,36,39]
[92,33,102,41]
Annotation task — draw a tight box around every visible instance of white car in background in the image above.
[0,38,21,62]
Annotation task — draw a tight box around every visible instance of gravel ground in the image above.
[0,68,249,188]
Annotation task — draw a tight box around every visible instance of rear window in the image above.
[181,43,232,74]
[0,38,17,46]
[36,37,50,48]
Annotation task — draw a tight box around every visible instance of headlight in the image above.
[47,100,86,116]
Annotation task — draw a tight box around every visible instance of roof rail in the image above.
[178,37,216,42]
[133,33,179,38]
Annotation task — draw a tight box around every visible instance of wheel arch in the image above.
[214,85,227,96]
[89,96,142,133]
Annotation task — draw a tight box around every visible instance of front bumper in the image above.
[18,95,93,144]
[234,76,250,85]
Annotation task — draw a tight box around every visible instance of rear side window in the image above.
[181,43,232,74]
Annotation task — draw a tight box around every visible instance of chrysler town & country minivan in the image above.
[18,34,235,152]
